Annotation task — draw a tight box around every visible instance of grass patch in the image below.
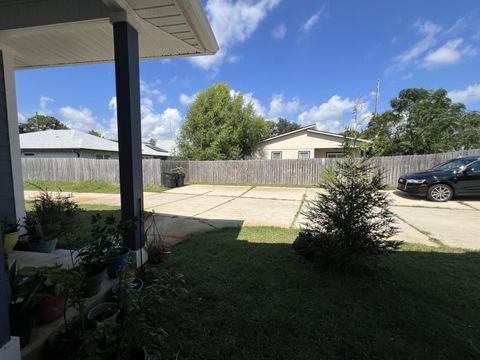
[24,180,166,194]
[145,227,480,360]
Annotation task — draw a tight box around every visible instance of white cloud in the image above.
[179,93,197,106]
[140,80,167,103]
[299,5,326,33]
[18,112,26,123]
[268,94,300,118]
[109,95,182,151]
[297,95,370,132]
[390,20,441,71]
[272,23,287,39]
[445,16,468,35]
[422,38,476,68]
[38,96,53,115]
[59,106,100,133]
[190,0,281,72]
[230,89,266,117]
[448,83,480,104]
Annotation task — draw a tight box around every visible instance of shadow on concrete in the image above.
[145,228,480,360]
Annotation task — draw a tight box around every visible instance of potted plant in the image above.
[22,190,81,253]
[8,261,43,348]
[3,219,20,252]
[21,265,70,324]
[144,211,171,264]
[47,268,95,359]
[87,302,119,323]
[99,215,136,279]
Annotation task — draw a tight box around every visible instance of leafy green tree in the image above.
[176,83,271,160]
[88,130,102,137]
[362,88,478,155]
[269,118,300,137]
[19,114,69,133]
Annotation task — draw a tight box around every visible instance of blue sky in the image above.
[15,0,480,151]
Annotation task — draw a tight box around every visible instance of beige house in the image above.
[255,125,369,160]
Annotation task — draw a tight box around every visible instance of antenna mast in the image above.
[375,79,380,116]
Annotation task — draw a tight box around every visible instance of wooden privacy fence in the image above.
[22,149,480,187]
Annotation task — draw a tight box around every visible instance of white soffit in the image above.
[0,0,218,69]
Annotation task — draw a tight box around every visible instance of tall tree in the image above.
[19,114,69,133]
[88,130,102,137]
[269,118,301,137]
[147,138,157,146]
[362,88,476,155]
[176,83,271,160]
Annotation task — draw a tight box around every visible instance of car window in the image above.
[432,158,476,171]
[466,161,480,174]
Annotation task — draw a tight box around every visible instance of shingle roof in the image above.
[20,130,169,156]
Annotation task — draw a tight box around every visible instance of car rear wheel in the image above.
[427,184,453,202]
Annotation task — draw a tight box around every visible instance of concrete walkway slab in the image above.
[145,214,242,247]
[164,184,218,195]
[146,195,234,217]
[393,206,480,249]
[391,218,437,247]
[206,185,251,197]
[456,197,480,210]
[200,197,301,227]
[243,186,306,201]
[143,193,195,208]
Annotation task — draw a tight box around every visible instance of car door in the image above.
[456,161,480,194]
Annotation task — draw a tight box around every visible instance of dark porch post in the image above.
[113,21,144,253]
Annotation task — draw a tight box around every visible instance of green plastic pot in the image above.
[4,231,19,252]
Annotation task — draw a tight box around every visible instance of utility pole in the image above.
[35,112,39,131]
[375,79,380,117]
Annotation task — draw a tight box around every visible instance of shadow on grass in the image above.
[145,228,480,360]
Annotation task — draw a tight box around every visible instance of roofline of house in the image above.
[259,124,317,143]
[259,124,370,143]
[21,147,169,155]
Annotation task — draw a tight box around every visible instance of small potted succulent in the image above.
[3,219,21,252]
[22,190,81,253]
[8,262,43,348]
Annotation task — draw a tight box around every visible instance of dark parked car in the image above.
[397,156,480,202]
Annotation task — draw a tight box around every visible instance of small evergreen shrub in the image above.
[294,154,401,273]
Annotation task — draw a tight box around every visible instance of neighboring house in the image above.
[255,125,369,160]
[20,130,169,159]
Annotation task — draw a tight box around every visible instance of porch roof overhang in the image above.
[0,0,218,69]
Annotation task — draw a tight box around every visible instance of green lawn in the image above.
[24,180,166,194]
[143,227,480,360]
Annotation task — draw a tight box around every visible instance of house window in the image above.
[326,152,344,159]
[271,151,282,160]
[95,154,111,160]
[298,151,310,159]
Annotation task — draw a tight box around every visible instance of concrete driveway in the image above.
[24,185,480,249]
